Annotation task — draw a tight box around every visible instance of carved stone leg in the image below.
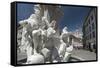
[63,52,71,62]
[26,45,33,62]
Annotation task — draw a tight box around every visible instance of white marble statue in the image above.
[60,27,69,39]
[62,27,68,33]
[26,53,44,64]
[58,39,66,58]
[63,52,71,62]
[58,26,74,62]
[18,4,42,38]
[27,25,57,63]
[66,45,73,53]
[40,16,50,29]
[32,28,43,54]
[41,48,51,62]
[19,25,34,63]
[17,4,76,64]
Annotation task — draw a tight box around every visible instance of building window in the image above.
[93,31,95,38]
[85,28,87,34]
[88,34,90,40]
[89,26,91,32]
[90,33,91,39]
[86,36,88,40]
[88,19,90,24]
[92,23,94,29]
[86,22,88,27]
[91,15,93,21]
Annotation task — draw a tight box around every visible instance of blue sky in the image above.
[17,3,91,32]
[59,6,90,31]
[17,3,34,23]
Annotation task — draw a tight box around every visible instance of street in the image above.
[71,48,97,61]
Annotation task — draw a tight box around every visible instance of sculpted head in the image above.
[63,27,67,31]
[50,20,56,29]
[62,26,68,33]
[29,14,36,19]
[34,4,41,15]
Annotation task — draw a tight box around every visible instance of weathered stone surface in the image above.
[17,4,82,64]
[26,53,44,64]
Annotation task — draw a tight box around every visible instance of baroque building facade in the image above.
[82,8,97,52]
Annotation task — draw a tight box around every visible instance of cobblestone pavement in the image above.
[71,48,97,61]
[17,52,27,61]
[17,48,97,63]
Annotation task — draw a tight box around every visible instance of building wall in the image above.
[70,34,82,49]
[82,8,97,52]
